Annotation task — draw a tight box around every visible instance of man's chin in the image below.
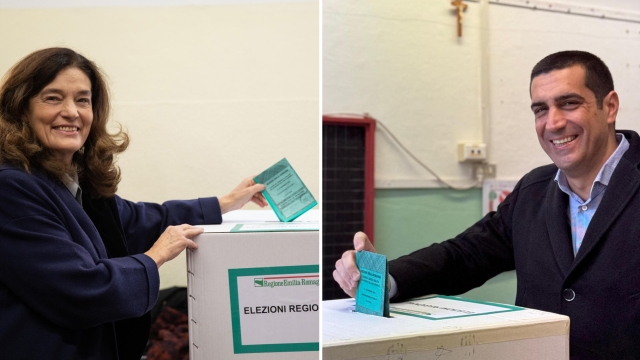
[549,156,576,172]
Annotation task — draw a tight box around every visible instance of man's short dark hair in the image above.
[530,50,614,109]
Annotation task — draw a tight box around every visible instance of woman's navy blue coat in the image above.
[0,165,221,359]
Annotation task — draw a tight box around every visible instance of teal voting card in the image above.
[254,158,317,222]
[355,251,390,317]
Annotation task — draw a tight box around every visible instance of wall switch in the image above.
[458,143,487,162]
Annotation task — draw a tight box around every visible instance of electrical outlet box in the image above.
[473,163,497,179]
[458,143,487,162]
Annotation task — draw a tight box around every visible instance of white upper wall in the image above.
[323,0,640,187]
[488,3,640,179]
[324,0,484,187]
[548,0,640,12]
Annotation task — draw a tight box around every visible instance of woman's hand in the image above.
[219,176,268,214]
[145,224,203,268]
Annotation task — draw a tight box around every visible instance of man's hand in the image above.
[145,224,204,268]
[333,232,376,298]
[219,176,268,214]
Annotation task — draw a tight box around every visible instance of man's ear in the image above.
[603,90,619,125]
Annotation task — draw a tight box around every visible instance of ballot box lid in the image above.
[196,209,319,233]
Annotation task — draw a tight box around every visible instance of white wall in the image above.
[488,2,640,179]
[0,1,319,288]
[324,0,484,187]
[323,0,640,186]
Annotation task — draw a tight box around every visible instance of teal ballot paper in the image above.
[355,251,390,317]
[254,158,317,222]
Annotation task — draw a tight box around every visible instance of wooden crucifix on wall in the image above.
[451,0,468,37]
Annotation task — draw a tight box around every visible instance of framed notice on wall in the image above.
[482,179,518,215]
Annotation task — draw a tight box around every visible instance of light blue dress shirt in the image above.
[555,133,629,255]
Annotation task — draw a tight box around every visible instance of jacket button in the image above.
[563,288,575,301]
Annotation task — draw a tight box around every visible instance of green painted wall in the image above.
[374,188,517,305]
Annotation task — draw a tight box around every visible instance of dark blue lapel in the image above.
[35,171,109,259]
[545,181,574,278]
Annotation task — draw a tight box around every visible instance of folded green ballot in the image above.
[355,251,390,317]
[254,158,317,222]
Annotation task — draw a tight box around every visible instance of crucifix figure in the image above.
[451,0,468,37]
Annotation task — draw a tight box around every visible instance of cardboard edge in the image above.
[322,316,570,360]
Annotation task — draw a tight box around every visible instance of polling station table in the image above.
[187,210,319,359]
[323,296,569,360]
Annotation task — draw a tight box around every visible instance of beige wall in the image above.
[0,1,319,288]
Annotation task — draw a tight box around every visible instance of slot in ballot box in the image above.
[187,210,319,360]
[323,296,569,360]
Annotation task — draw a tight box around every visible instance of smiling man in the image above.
[530,54,620,203]
[334,51,640,358]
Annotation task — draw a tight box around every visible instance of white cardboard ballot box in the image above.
[323,296,570,360]
[187,210,319,360]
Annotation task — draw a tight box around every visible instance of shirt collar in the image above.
[555,133,629,193]
[63,171,81,198]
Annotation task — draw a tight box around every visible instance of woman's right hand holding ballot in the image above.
[333,231,377,298]
[219,176,268,214]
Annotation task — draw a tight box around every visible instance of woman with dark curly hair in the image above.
[0,47,267,359]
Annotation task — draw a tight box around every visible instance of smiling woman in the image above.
[0,48,268,359]
[0,48,127,198]
[27,68,94,165]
